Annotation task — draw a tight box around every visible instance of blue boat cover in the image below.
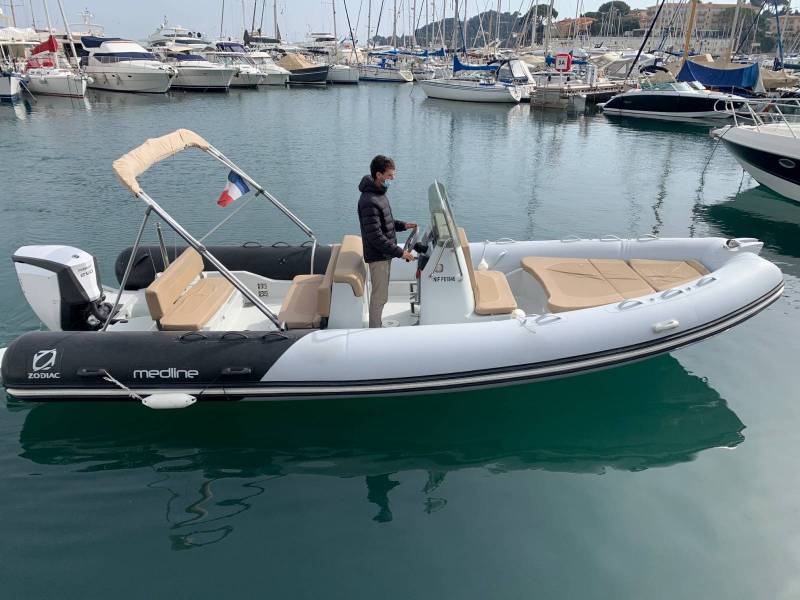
[676,60,760,91]
[453,55,498,73]
[80,36,125,48]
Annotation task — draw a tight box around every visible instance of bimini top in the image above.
[112,129,211,196]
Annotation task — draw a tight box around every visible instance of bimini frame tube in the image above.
[138,189,284,329]
[111,129,296,330]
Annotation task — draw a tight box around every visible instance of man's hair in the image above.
[370,155,395,178]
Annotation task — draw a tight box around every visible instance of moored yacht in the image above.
[204,42,263,87]
[601,79,746,121]
[23,35,89,97]
[157,51,235,91]
[276,52,329,84]
[247,51,290,85]
[419,58,523,103]
[713,100,800,203]
[147,20,210,52]
[81,36,174,93]
[358,52,413,82]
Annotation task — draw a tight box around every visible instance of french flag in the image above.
[217,170,250,207]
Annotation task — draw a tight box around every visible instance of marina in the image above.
[1,0,800,597]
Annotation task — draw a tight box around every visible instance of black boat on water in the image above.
[276,53,329,85]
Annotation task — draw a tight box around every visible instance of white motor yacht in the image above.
[157,51,235,91]
[713,100,800,203]
[204,42,263,87]
[247,51,290,85]
[81,36,174,93]
[147,20,210,52]
[0,69,23,100]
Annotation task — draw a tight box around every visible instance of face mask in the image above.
[383,179,392,189]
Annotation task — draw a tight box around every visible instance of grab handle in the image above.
[221,366,252,376]
[560,235,582,243]
[696,276,717,287]
[660,288,685,300]
[636,234,659,241]
[617,299,644,310]
[653,319,680,333]
[600,234,622,242]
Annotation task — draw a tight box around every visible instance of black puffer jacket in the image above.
[357,175,407,263]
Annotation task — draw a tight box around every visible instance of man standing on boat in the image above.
[358,155,416,328]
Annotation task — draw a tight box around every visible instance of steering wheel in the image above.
[402,225,419,258]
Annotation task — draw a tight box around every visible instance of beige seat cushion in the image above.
[521,257,623,312]
[279,274,324,329]
[159,276,235,330]
[317,245,341,318]
[474,270,518,315]
[590,259,656,299]
[629,259,709,292]
[334,235,366,297]
[146,248,204,321]
[457,227,517,315]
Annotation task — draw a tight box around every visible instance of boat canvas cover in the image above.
[676,60,764,93]
[80,36,125,48]
[277,53,317,70]
[453,55,497,73]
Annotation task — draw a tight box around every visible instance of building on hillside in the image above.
[554,17,596,38]
[645,2,758,38]
[766,14,800,36]
[629,9,650,29]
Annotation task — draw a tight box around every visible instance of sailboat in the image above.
[23,35,89,97]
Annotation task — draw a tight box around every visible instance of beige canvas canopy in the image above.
[277,53,317,71]
[112,129,211,196]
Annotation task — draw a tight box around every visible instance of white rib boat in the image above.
[0,130,783,407]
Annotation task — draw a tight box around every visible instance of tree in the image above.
[597,1,631,15]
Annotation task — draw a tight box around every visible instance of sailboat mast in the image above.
[251,0,257,31]
[544,0,554,54]
[367,0,372,49]
[725,0,742,62]
[55,0,78,67]
[274,0,278,39]
[332,0,338,57]
[42,0,53,32]
[682,0,697,62]
[220,0,225,38]
[392,0,397,47]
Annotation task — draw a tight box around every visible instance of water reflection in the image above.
[602,114,721,136]
[700,187,800,273]
[15,355,743,547]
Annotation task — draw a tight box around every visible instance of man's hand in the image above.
[402,251,415,262]
[405,223,418,230]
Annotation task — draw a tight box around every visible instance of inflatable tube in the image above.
[115,244,332,290]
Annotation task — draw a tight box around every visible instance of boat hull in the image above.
[258,71,289,86]
[1,237,784,401]
[86,67,173,93]
[0,74,22,99]
[358,65,413,82]
[171,67,235,91]
[326,64,359,84]
[24,71,88,97]
[715,125,800,203]
[602,90,742,121]
[287,65,330,84]
[419,79,521,103]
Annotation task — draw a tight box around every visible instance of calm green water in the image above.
[1,86,799,599]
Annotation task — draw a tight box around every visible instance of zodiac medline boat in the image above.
[0,130,784,408]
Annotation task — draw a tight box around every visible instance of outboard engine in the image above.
[12,245,113,331]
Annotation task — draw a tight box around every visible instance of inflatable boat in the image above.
[0,130,784,408]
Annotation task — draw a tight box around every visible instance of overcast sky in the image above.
[9,0,660,42]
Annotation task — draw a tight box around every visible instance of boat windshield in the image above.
[428,182,459,247]
[641,80,694,92]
